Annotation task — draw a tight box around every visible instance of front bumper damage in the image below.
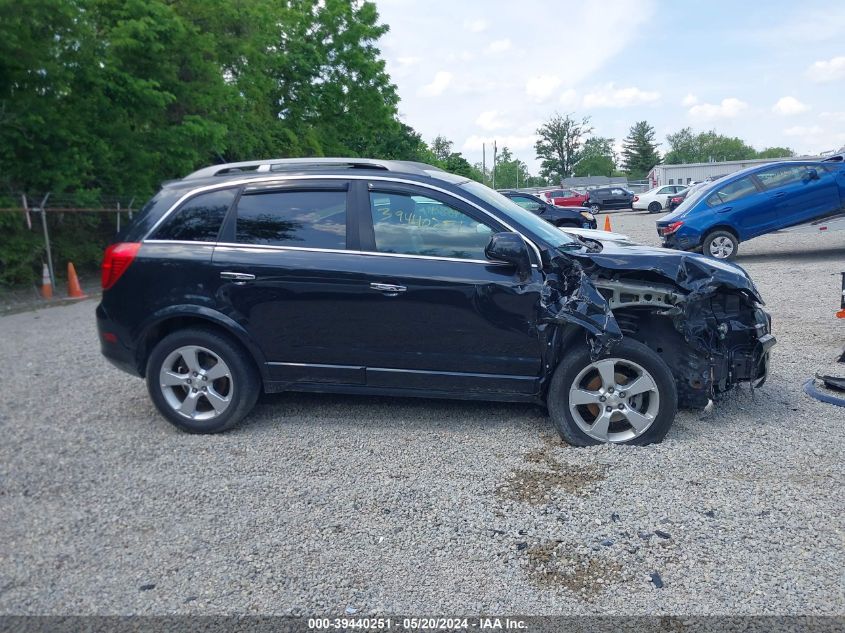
[536,244,775,407]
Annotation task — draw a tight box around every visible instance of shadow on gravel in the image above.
[250,391,549,432]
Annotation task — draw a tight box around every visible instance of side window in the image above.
[706,177,758,206]
[151,189,235,242]
[657,187,673,194]
[511,196,538,210]
[369,192,494,260]
[235,190,346,249]
[756,165,806,190]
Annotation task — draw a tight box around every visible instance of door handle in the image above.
[717,206,732,214]
[220,271,255,283]
[369,282,407,296]
[771,191,786,198]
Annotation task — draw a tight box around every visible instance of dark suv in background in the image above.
[584,187,635,211]
[97,158,774,445]
[497,190,597,229]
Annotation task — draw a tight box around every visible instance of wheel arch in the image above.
[134,306,269,382]
[700,223,741,245]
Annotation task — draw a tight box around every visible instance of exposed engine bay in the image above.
[535,239,776,408]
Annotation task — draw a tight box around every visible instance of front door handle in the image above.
[771,191,787,198]
[369,282,407,296]
[220,271,255,284]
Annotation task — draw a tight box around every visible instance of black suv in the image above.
[97,158,774,445]
[583,187,635,211]
[497,190,597,229]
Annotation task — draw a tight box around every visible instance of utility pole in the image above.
[492,140,497,189]
[482,143,486,184]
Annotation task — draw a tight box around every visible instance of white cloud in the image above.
[688,97,748,119]
[582,83,660,108]
[464,18,488,33]
[784,125,824,137]
[806,56,845,83]
[418,71,453,97]
[820,111,845,122]
[559,88,578,108]
[772,96,810,116]
[475,110,509,131]
[681,93,698,107]
[525,75,561,102]
[462,134,539,152]
[486,38,512,54]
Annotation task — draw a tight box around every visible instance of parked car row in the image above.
[538,187,636,212]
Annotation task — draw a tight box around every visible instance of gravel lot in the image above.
[1,211,843,616]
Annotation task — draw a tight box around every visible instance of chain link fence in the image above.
[0,193,142,289]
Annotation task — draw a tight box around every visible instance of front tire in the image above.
[146,328,260,434]
[589,203,601,213]
[648,201,662,214]
[702,230,739,260]
[547,338,678,446]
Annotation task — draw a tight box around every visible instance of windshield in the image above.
[673,182,713,214]
[459,181,580,248]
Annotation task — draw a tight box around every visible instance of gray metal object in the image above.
[159,345,233,420]
[568,357,661,443]
[592,279,680,311]
[182,158,444,181]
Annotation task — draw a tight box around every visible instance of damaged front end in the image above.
[539,242,776,408]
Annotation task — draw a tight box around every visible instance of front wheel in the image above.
[702,230,739,260]
[146,328,260,433]
[547,338,678,446]
[589,203,601,213]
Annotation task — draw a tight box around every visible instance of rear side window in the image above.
[151,189,235,241]
[706,176,758,206]
[369,192,493,260]
[235,190,346,249]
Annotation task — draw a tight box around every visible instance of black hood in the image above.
[569,241,763,304]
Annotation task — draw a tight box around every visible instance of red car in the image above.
[541,188,588,207]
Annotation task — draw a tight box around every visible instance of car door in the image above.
[210,179,369,385]
[349,180,543,395]
[702,176,767,239]
[755,163,842,229]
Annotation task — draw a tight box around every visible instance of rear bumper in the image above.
[96,303,143,377]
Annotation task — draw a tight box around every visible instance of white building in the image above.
[647,156,812,188]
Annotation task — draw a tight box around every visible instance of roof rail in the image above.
[182,158,440,180]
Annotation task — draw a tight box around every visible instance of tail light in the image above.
[663,221,684,235]
[633,196,639,202]
[101,242,141,290]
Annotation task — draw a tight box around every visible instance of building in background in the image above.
[647,155,824,187]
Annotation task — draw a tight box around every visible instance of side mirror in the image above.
[485,232,532,280]
[805,168,819,181]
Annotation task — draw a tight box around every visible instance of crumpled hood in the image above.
[569,241,763,304]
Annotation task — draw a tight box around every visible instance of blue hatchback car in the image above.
[656,161,845,259]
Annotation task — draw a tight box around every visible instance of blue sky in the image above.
[373,0,845,171]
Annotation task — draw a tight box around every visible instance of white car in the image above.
[632,185,687,214]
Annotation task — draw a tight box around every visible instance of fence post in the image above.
[116,201,121,233]
[37,193,55,289]
[21,194,32,230]
[128,197,135,220]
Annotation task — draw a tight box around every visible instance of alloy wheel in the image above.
[158,345,233,420]
[568,358,660,443]
[708,236,735,259]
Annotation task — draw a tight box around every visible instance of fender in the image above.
[134,304,270,381]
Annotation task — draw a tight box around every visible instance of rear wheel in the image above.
[146,328,260,433]
[547,338,678,446]
[647,201,662,214]
[702,230,739,260]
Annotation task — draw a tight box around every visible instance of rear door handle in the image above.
[220,271,255,283]
[771,191,786,198]
[369,282,406,296]
[717,206,732,214]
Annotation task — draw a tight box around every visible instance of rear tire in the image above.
[547,338,678,446]
[648,201,662,214]
[702,230,739,260]
[146,328,260,434]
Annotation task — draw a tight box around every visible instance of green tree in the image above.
[664,127,761,164]
[534,113,593,184]
[621,121,661,179]
[493,147,530,189]
[574,137,616,177]
[757,146,795,159]
[431,136,454,162]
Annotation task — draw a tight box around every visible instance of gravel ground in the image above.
[0,211,843,616]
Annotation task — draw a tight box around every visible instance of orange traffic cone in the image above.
[603,215,612,232]
[67,262,87,299]
[837,309,845,319]
[40,263,53,299]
